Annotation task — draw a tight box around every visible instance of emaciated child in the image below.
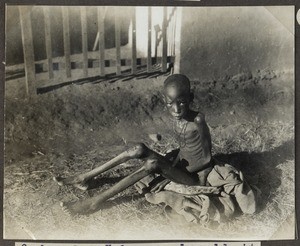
[54,74,257,218]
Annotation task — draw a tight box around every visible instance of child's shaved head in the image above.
[163,74,191,96]
[163,74,192,120]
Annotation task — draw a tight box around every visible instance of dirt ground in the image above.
[3,70,295,240]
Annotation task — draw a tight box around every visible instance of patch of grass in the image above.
[4,72,294,239]
[4,118,294,239]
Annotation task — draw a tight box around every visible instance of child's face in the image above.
[164,85,190,120]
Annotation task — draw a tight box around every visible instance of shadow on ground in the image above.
[215,139,294,210]
[87,176,124,190]
[37,64,173,94]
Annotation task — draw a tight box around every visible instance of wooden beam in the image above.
[97,7,105,76]
[147,7,152,73]
[162,7,168,72]
[131,7,137,75]
[43,7,53,79]
[115,8,121,76]
[19,6,36,96]
[62,7,71,78]
[81,6,88,77]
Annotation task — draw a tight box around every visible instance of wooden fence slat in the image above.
[131,7,137,75]
[43,7,53,79]
[171,8,177,56]
[97,7,105,76]
[162,7,168,72]
[19,6,36,96]
[169,8,175,57]
[81,6,88,77]
[62,7,71,78]
[147,7,152,73]
[154,24,159,60]
[115,8,121,76]
[167,8,171,57]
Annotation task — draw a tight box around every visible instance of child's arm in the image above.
[195,112,212,161]
[185,112,212,173]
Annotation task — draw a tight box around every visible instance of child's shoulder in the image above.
[193,111,206,124]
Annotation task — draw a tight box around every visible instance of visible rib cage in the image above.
[179,132,205,167]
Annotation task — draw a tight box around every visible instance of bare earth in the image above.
[4,70,295,240]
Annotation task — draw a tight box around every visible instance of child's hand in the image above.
[151,178,171,193]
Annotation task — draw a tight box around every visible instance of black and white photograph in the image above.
[3,5,295,241]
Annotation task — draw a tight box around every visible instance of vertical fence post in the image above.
[81,6,88,77]
[154,24,159,62]
[62,7,71,78]
[115,8,121,76]
[19,6,36,96]
[43,7,53,79]
[173,7,182,74]
[167,8,170,57]
[171,8,177,57]
[97,7,105,76]
[147,7,152,73]
[131,7,137,75]
[162,7,168,72]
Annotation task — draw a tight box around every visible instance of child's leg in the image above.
[54,143,149,189]
[61,145,199,215]
[61,160,156,215]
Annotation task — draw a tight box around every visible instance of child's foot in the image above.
[53,175,89,191]
[60,199,100,216]
[134,180,150,194]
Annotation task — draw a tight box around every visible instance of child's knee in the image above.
[128,143,148,158]
[144,159,159,173]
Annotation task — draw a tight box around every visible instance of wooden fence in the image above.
[16,6,177,96]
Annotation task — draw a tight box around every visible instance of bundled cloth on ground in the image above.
[136,159,258,225]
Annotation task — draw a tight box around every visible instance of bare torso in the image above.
[172,110,212,173]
